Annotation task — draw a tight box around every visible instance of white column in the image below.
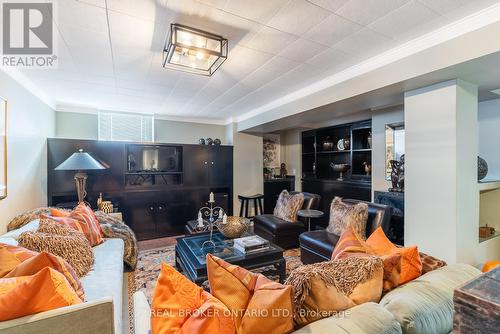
[405,79,478,264]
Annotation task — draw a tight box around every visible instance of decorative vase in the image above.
[198,138,206,145]
[214,138,221,146]
[323,137,334,151]
[206,138,213,145]
[478,156,488,181]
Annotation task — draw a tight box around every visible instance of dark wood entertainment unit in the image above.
[301,120,372,226]
[47,138,233,240]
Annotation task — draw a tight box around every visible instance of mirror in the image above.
[385,122,404,180]
[0,98,6,199]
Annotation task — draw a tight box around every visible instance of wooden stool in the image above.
[238,194,264,218]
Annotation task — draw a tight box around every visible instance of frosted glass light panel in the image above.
[98,112,154,142]
[0,98,6,199]
[163,24,228,76]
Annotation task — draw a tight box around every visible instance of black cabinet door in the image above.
[208,146,233,187]
[183,146,209,186]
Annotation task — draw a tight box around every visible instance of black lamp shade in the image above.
[55,149,107,171]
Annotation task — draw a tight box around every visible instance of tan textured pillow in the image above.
[327,197,368,238]
[18,220,94,277]
[273,190,305,222]
[285,256,383,327]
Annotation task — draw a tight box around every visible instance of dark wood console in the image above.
[301,120,372,226]
[47,138,233,240]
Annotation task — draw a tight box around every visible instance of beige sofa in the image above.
[133,263,481,334]
[0,220,125,334]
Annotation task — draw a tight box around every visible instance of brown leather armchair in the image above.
[299,199,392,264]
[253,192,321,249]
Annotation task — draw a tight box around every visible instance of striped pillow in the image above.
[41,215,102,246]
[71,203,105,239]
[0,243,38,277]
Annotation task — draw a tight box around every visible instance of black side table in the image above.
[298,209,324,231]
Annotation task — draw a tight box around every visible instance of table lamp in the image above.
[55,149,107,203]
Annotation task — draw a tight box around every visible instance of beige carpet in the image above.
[127,245,302,333]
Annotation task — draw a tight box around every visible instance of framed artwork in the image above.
[0,98,6,199]
[263,134,280,168]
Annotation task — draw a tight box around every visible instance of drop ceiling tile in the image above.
[419,0,499,21]
[56,0,109,33]
[308,0,350,12]
[108,12,156,52]
[334,28,395,59]
[223,0,288,24]
[75,0,106,8]
[278,38,328,62]
[267,0,332,36]
[107,0,168,21]
[304,14,363,46]
[368,1,444,42]
[196,0,228,9]
[241,25,298,55]
[335,0,409,26]
[305,47,352,71]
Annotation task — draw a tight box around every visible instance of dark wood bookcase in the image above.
[301,120,372,226]
[47,138,233,240]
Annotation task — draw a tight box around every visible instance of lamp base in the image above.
[74,172,88,203]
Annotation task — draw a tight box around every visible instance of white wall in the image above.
[371,106,404,198]
[281,129,302,191]
[479,98,500,179]
[56,111,98,139]
[55,111,226,145]
[0,71,55,233]
[404,79,500,266]
[478,98,500,236]
[155,119,226,145]
[228,123,263,215]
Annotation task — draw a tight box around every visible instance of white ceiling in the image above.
[17,0,500,123]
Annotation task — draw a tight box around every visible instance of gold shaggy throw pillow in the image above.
[273,190,305,222]
[327,197,368,238]
[285,256,383,327]
[18,219,94,277]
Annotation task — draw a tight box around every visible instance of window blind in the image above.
[98,112,154,142]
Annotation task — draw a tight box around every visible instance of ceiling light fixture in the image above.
[163,23,228,76]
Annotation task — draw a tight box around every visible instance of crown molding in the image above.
[236,2,500,124]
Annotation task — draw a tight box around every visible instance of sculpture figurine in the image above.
[280,163,287,178]
[389,154,405,192]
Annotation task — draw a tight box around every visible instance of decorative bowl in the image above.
[330,163,351,181]
[218,216,248,238]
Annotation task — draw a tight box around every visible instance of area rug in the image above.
[127,245,302,332]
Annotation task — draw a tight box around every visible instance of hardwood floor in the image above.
[137,235,181,251]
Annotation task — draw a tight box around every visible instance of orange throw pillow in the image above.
[0,243,38,277]
[331,226,401,292]
[50,208,71,217]
[151,263,235,334]
[41,214,102,247]
[0,267,82,321]
[5,251,84,300]
[206,254,294,334]
[366,227,422,284]
[71,203,104,238]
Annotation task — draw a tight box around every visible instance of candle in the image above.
[197,212,204,227]
[209,192,215,203]
[218,209,223,219]
[222,214,227,224]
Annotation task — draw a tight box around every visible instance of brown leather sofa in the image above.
[299,199,392,264]
[253,192,321,249]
